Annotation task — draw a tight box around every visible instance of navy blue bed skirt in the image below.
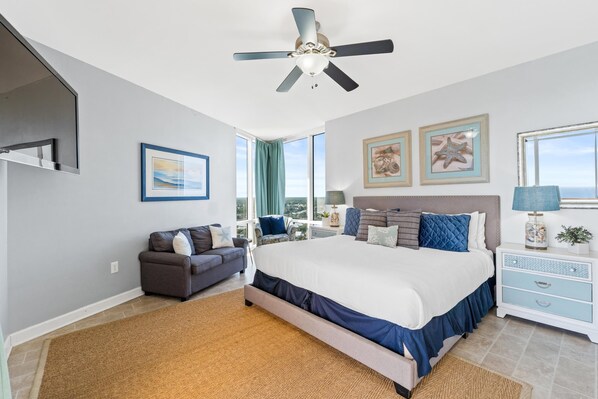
[252,270,494,377]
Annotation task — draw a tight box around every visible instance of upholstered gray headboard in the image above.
[353,195,501,253]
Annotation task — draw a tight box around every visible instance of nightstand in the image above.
[497,243,598,342]
[309,225,343,239]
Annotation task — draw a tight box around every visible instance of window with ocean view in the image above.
[519,122,598,208]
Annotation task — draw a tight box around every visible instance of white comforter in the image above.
[254,235,494,329]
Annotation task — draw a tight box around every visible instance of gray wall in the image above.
[0,161,7,337]
[6,42,236,334]
[326,41,598,250]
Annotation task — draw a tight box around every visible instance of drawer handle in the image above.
[570,267,577,272]
[534,281,552,289]
[535,299,552,308]
[512,260,518,264]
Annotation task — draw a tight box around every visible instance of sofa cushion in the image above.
[270,216,286,235]
[150,229,195,253]
[202,247,245,263]
[190,254,222,275]
[261,234,290,245]
[189,224,221,254]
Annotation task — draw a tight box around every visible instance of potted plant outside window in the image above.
[555,225,593,255]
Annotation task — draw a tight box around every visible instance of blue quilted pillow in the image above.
[343,208,361,236]
[419,214,470,252]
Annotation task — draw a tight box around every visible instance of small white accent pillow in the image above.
[367,225,398,248]
[477,213,487,250]
[173,231,192,256]
[209,225,234,249]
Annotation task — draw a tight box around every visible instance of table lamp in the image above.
[325,191,345,228]
[512,185,560,250]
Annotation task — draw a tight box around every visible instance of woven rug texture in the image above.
[31,289,531,399]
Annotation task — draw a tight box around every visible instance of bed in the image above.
[244,195,500,398]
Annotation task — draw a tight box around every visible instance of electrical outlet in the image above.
[110,261,119,274]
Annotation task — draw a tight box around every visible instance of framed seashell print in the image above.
[363,130,412,188]
[419,114,489,185]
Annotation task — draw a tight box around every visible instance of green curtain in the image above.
[255,139,285,217]
[0,326,10,399]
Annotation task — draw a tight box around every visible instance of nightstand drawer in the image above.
[503,253,590,280]
[503,270,592,302]
[503,287,593,323]
[311,228,338,238]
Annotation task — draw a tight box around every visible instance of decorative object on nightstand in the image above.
[325,190,345,227]
[320,211,331,227]
[556,225,593,255]
[497,243,598,343]
[512,185,560,250]
[310,225,343,239]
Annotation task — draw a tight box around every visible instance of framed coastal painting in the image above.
[141,143,209,201]
[363,131,412,188]
[419,114,489,185]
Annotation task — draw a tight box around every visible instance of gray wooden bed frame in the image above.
[244,195,501,398]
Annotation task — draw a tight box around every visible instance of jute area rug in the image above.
[31,289,531,399]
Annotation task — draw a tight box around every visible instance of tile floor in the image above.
[7,259,598,399]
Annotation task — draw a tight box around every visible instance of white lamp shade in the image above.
[296,54,329,76]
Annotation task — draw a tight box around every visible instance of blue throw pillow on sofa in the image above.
[419,213,470,252]
[270,216,286,235]
[258,216,272,236]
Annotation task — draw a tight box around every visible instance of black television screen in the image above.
[0,13,79,173]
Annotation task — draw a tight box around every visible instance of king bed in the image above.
[244,195,500,398]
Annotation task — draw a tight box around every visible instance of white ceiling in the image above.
[1,0,598,140]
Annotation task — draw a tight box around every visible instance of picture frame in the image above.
[363,130,412,188]
[419,114,489,185]
[141,143,209,201]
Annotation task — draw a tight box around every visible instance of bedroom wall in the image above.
[0,161,7,337]
[326,41,598,250]
[5,42,236,335]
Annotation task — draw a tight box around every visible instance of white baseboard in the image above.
[8,287,144,349]
[3,335,11,358]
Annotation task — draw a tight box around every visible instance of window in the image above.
[236,134,254,238]
[284,133,325,240]
[313,133,326,220]
[518,121,598,208]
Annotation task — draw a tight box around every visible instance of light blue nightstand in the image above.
[497,243,598,343]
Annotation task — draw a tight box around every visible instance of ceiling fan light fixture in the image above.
[296,53,329,76]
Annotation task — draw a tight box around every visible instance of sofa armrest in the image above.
[254,224,263,246]
[287,223,298,241]
[233,237,249,251]
[139,251,190,267]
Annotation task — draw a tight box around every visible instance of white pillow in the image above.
[477,213,487,250]
[209,226,234,249]
[173,231,192,256]
[423,211,479,250]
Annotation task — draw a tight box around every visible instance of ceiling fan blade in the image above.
[292,8,318,45]
[324,62,358,92]
[332,39,394,58]
[233,51,291,61]
[276,66,303,92]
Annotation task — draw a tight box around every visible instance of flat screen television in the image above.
[0,12,79,174]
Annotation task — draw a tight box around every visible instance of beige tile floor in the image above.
[7,259,598,399]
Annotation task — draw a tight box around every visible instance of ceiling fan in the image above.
[233,8,394,92]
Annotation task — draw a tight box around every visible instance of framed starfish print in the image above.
[419,114,489,185]
[363,130,412,188]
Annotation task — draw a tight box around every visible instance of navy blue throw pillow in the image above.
[258,216,272,236]
[343,208,361,236]
[270,216,286,235]
[419,213,470,252]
